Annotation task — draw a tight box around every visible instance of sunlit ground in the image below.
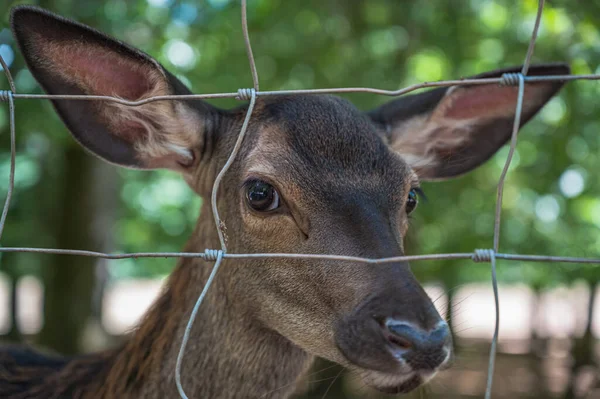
[3,276,598,341]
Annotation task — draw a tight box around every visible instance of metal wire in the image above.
[484,251,499,399]
[0,0,598,398]
[211,89,257,250]
[0,91,14,241]
[173,89,258,397]
[241,0,259,91]
[493,73,525,253]
[484,1,545,395]
[6,74,599,106]
[0,52,16,240]
[0,56,16,93]
[175,250,224,399]
[0,246,599,265]
[482,71,524,399]
[521,0,545,76]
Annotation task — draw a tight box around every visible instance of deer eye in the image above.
[245,180,280,212]
[406,188,419,214]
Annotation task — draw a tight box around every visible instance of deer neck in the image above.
[102,202,314,399]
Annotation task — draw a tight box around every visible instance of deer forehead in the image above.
[244,125,286,177]
[241,97,415,204]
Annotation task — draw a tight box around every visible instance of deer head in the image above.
[10,5,568,396]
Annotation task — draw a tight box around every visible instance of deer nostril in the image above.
[387,334,412,350]
[383,319,451,369]
[384,320,424,351]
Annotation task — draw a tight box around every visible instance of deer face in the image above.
[218,96,452,392]
[11,5,568,395]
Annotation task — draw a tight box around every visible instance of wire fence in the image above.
[0,0,599,398]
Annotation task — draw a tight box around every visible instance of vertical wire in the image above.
[485,73,525,399]
[211,89,257,250]
[0,48,16,240]
[0,55,16,93]
[485,0,546,386]
[241,0,260,91]
[175,251,224,399]
[0,92,15,241]
[175,87,257,399]
[174,4,260,393]
[483,252,499,399]
[521,0,545,76]
[485,0,545,385]
[493,75,526,253]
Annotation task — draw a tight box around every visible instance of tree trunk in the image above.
[563,283,597,399]
[36,147,118,355]
[2,256,21,342]
[530,286,548,397]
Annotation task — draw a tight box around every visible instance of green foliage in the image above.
[0,0,598,288]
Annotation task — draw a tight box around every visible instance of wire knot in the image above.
[472,249,495,263]
[0,90,13,102]
[236,88,255,101]
[500,73,524,87]
[203,249,223,261]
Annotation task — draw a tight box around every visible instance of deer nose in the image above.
[384,319,451,371]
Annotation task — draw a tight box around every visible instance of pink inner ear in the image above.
[53,43,154,100]
[442,86,516,120]
[441,85,539,121]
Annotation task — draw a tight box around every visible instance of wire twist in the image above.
[236,88,255,101]
[499,73,523,87]
[472,249,495,263]
[203,249,223,261]
[0,90,12,102]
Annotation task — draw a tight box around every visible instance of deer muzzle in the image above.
[333,277,453,394]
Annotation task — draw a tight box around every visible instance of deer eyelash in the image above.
[412,187,428,203]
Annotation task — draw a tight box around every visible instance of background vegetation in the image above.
[0,0,599,397]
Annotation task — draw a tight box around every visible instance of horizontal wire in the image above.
[0,247,598,264]
[0,74,596,106]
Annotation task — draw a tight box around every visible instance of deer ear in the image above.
[368,64,570,180]
[10,5,221,172]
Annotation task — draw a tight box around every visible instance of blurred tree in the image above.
[0,0,120,355]
[37,148,118,354]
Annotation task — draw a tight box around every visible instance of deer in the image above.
[0,5,569,399]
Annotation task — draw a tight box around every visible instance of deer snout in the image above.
[383,319,452,372]
[333,280,453,394]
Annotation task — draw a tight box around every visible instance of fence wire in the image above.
[0,0,599,398]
